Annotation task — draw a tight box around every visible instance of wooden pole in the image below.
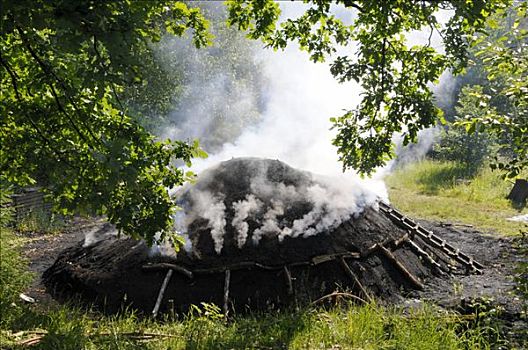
[152,269,173,318]
[223,269,231,319]
[283,266,293,296]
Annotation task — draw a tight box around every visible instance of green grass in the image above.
[0,227,33,329]
[386,160,527,236]
[1,302,501,350]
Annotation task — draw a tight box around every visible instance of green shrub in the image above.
[430,123,494,176]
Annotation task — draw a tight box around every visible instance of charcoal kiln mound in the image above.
[43,158,482,315]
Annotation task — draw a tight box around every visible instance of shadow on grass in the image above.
[416,164,477,195]
[509,200,526,212]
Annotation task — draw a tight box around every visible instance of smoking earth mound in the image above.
[43,158,481,314]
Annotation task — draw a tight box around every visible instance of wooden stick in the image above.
[152,269,173,318]
[312,291,368,305]
[142,263,193,278]
[223,269,231,318]
[339,257,372,302]
[143,251,361,276]
[283,266,293,295]
[377,245,424,290]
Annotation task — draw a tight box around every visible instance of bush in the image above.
[430,123,494,176]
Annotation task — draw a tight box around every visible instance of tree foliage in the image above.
[0,1,209,243]
[431,86,495,175]
[226,0,510,175]
[456,1,528,178]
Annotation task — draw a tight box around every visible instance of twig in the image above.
[311,291,368,305]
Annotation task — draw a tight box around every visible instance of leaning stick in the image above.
[339,257,372,302]
[377,244,424,290]
[223,269,231,319]
[283,266,293,295]
[152,269,173,318]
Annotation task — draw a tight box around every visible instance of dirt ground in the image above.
[19,217,103,310]
[20,215,526,325]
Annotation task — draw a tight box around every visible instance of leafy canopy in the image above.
[0,1,209,244]
[227,0,510,175]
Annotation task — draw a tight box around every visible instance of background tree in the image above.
[455,1,528,178]
[0,1,210,244]
[226,0,511,175]
[125,2,268,152]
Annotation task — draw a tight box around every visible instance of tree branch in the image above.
[341,0,363,12]
[0,52,21,100]
[15,25,103,147]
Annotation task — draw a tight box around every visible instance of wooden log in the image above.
[377,245,424,290]
[142,263,193,279]
[152,269,173,318]
[339,257,372,302]
[143,251,361,276]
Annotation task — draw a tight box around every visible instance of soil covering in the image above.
[43,158,481,315]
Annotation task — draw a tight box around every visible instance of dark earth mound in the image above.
[43,158,482,315]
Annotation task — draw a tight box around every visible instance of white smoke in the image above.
[190,190,226,254]
[83,222,118,247]
[252,199,285,245]
[232,194,262,248]
[289,175,381,240]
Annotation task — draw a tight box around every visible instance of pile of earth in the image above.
[43,157,479,315]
